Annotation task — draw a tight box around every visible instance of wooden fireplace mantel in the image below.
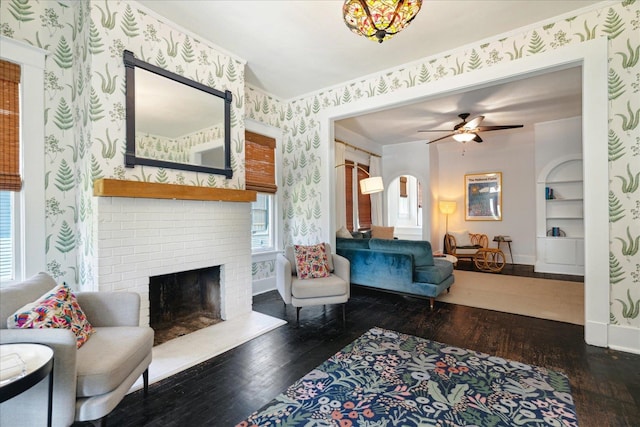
[93,179,257,202]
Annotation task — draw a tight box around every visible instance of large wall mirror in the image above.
[124,50,233,178]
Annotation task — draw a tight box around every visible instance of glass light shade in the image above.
[343,0,423,43]
[438,200,457,215]
[452,133,476,142]
[360,176,384,194]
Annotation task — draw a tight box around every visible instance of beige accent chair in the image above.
[277,243,350,323]
[0,272,154,427]
[445,231,489,261]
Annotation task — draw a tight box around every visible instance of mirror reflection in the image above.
[135,68,226,169]
[124,50,233,178]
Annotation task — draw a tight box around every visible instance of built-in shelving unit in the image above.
[535,156,584,275]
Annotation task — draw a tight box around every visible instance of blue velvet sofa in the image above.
[335,238,455,309]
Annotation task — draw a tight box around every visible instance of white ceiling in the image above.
[137,0,595,146]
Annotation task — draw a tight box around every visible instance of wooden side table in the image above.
[474,248,506,273]
[0,343,54,427]
[493,235,513,264]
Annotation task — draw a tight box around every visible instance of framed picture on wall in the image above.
[465,172,502,221]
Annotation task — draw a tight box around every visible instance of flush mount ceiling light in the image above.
[343,0,423,44]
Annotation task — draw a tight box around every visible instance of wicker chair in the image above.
[445,232,489,261]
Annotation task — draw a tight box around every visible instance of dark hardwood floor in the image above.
[90,285,639,427]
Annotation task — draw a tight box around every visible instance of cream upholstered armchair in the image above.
[276,243,350,323]
[445,230,489,261]
[0,272,153,427]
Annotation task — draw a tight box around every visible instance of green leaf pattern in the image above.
[0,0,638,325]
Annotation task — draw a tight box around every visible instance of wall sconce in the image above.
[438,200,457,234]
[335,163,384,194]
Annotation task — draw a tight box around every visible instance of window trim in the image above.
[0,37,46,284]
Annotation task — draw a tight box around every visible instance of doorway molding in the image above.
[320,37,608,348]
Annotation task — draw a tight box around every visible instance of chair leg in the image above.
[296,306,301,324]
[143,368,149,398]
[429,298,435,310]
[342,303,346,324]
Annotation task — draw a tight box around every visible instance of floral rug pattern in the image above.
[237,327,578,426]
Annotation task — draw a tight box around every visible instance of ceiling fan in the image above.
[418,113,523,144]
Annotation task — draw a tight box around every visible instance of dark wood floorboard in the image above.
[78,286,640,427]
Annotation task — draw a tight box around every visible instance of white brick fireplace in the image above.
[95,191,253,327]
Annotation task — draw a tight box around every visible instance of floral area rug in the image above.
[236,327,578,427]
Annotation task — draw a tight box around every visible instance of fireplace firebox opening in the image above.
[149,266,222,346]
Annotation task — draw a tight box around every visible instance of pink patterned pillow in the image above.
[294,244,331,279]
[8,283,95,348]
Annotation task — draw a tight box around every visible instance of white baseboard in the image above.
[584,320,608,348]
[608,324,640,354]
[252,277,276,296]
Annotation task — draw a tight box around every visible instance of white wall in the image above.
[382,141,432,241]
[434,127,537,263]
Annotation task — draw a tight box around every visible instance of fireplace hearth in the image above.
[149,266,222,346]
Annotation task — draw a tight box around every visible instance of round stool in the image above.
[474,248,506,273]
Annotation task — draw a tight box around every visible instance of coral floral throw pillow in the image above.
[8,283,95,348]
[294,244,331,279]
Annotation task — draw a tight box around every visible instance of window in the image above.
[251,193,274,251]
[0,192,14,281]
[245,130,277,252]
[0,38,46,285]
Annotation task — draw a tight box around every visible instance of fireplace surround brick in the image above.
[96,196,253,326]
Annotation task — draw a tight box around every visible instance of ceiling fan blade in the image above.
[464,115,484,129]
[425,133,455,144]
[473,134,483,143]
[476,124,524,132]
[417,129,457,132]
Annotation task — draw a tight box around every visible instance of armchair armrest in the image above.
[470,233,489,248]
[76,292,141,327]
[276,254,293,304]
[331,253,350,286]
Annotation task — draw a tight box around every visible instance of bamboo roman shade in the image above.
[245,130,277,193]
[1,59,21,191]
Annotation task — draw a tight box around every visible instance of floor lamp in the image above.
[335,164,384,195]
[439,200,457,252]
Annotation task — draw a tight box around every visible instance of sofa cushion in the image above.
[292,275,348,299]
[450,230,472,247]
[371,225,394,239]
[336,226,353,238]
[76,326,154,397]
[7,282,95,348]
[414,260,454,284]
[368,238,435,267]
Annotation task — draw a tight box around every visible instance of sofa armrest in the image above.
[276,253,293,304]
[76,292,141,327]
[0,328,77,427]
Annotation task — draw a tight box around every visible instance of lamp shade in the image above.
[343,0,423,43]
[439,200,457,215]
[360,176,384,194]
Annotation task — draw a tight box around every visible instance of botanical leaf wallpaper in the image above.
[1,0,638,331]
[244,1,640,328]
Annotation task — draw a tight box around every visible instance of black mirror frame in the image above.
[124,50,233,178]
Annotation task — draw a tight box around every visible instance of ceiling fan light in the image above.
[343,0,423,43]
[452,133,476,143]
